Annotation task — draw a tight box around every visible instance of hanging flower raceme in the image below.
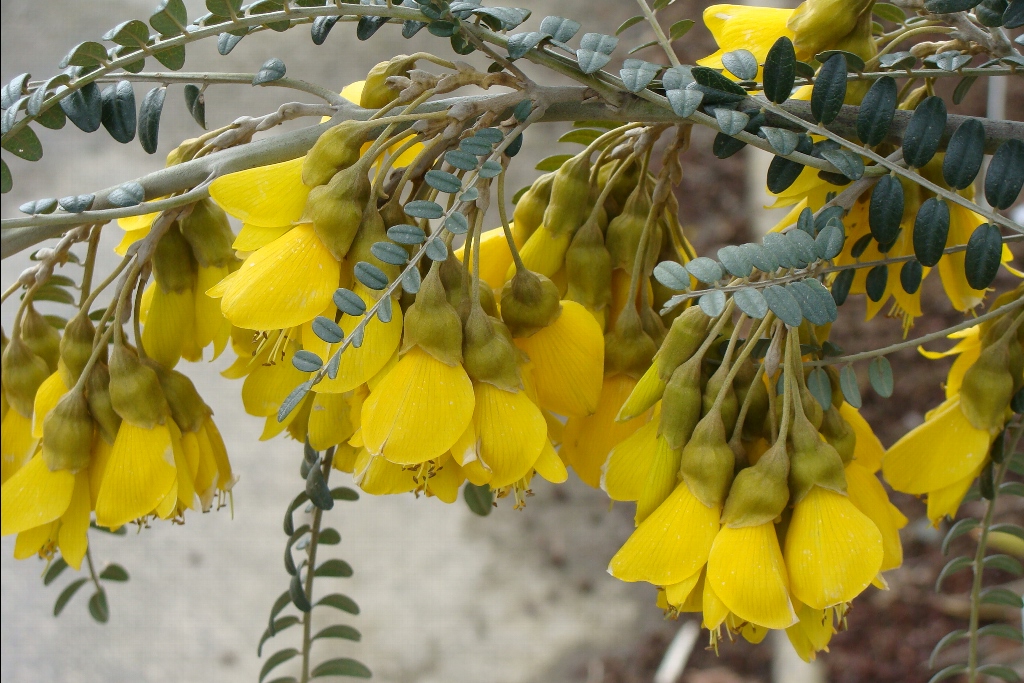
[883,288,1023,525]
[605,314,898,659]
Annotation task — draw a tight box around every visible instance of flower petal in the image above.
[1,453,76,536]
[209,158,308,227]
[473,383,547,488]
[563,373,647,488]
[57,471,92,569]
[95,422,177,529]
[708,522,797,628]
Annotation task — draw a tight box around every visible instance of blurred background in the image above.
[2,1,1022,682]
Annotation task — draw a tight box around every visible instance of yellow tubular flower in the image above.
[783,486,884,609]
[707,523,797,629]
[455,228,515,293]
[608,479,720,586]
[562,373,651,488]
[450,382,547,489]
[514,300,604,418]
[208,224,340,331]
[786,602,839,662]
[361,347,474,466]
[94,420,176,529]
[601,404,660,501]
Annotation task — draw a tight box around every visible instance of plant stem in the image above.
[299,446,336,683]
[966,419,1021,682]
[84,545,103,596]
[635,0,682,67]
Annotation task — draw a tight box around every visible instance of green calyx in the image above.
[402,265,464,366]
[512,172,553,244]
[21,305,60,373]
[303,120,370,188]
[788,408,847,503]
[179,199,237,268]
[154,365,211,434]
[108,342,169,429]
[604,307,657,378]
[2,334,51,418]
[153,225,198,294]
[361,55,418,110]
[721,438,791,527]
[960,333,1015,431]
[542,152,592,238]
[304,157,372,261]
[605,183,657,274]
[679,410,735,509]
[42,389,94,473]
[658,355,703,450]
[565,217,612,316]
[462,305,522,391]
[656,306,710,381]
[500,269,561,337]
[59,311,98,387]
[819,405,856,464]
[86,363,122,444]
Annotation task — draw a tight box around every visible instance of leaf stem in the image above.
[300,446,335,683]
[634,0,682,68]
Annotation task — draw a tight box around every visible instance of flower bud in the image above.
[41,389,93,473]
[304,158,372,260]
[960,335,1015,431]
[179,199,237,268]
[788,410,847,503]
[361,55,418,110]
[402,265,464,365]
[154,366,211,434]
[800,380,824,430]
[640,305,666,346]
[21,305,61,373]
[500,269,561,337]
[819,405,856,464]
[302,120,369,187]
[605,184,654,273]
[462,306,522,391]
[512,172,553,245]
[659,355,703,450]
[153,225,197,293]
[657,306,710,380]
[59,311,97,387]
[679,410,735,508]
[2,334,51,417]
[108,342,169,428]
[565,218,612,319]
[604,307,657,378]
[721,439,790,527]
[86,362,122,443]
[542,153,592,238]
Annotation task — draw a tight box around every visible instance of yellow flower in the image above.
[783,486,883,609]
[697,5,796,78]
[1,407,36,484]
[361,347,474,466]
[514,300,604,418]
[785,602,841,662]
[608,479,720,586]
[561,372,651,487]
[707,522,797,629]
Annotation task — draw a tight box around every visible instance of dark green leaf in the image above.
[928,664,967,683]
[686,257,724,284]
[722,49,758,81]
[444,213,469,235]
[839,364,861,408]
[278,381,312,422]
[765,155,804,194]
[669,19,695,40]
[54,578,88,616]
[929,630,967,668]
[975,664,1022,682]
[311,15,340,45]
[1,73,29,109]
[763,285,803,327]
[104,19,151,47]
[1,158,11,193]
[717,245,753,278]
[811,54,847,125]
[793,279,838,324]
[258,616,300,656]
[699,291,727,317]
[942,517,979,554]
[763,37,796,104]
[1005,0,1024,28]
[44,557,69,586]
[289,573,311,612]
[535,154,572,172]
[977,623,1024,643]
[924,0,983,10]
[815,50,865,72]
[815,223,845,260]
[310,658,372,679]
[665,89,703,118]
[260,648,299,683]
[151,0,189,36]
[318,528,341,546]
[315,559,353,578]
[785,228,817,265]
[306,459,334,510]
[820,148,864,181]
[873,3,906,23]
[576,48,612,75]
[316,593,360,614]
[153,44,186,70]
[732,288,768,319]
[138,86,166,154]
[868,356,893,397]
[506,31,543,59]
[714,108,749,136]
[2,125,42,161]
[902,96,946,168]
[464,482,494,516]
[100,81,136,144]
[865,264,888,302]
[952,75,978,104]
[833,269,853,307]
[20,198,57,215]
[869,175,904,244]
[980,587,1024,608]
[935,555,973,591]
[964,223,1002,290]
[615,15,644,35]
[539,16,581,42]
[942,118,985,190]
[425,239,448,261]
[369,241,408,266]
[99,564,129,582]
[653,261,690,291]
[88,590,109,623]
[61,82,103,133]
[292,350,323,372]
[691,66,747,103]
[713,132,747,159]
[313,624,361,642]
[313,316,343,344]
[59,42,109,69]
[253,58,286,86]
[900,260,923,295]
[984,139,1024,209]
[856,76,897,146]
[983,553,1023,575]
[354,261,389,290]
[761,127,800,156]
[913,198,949,267]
